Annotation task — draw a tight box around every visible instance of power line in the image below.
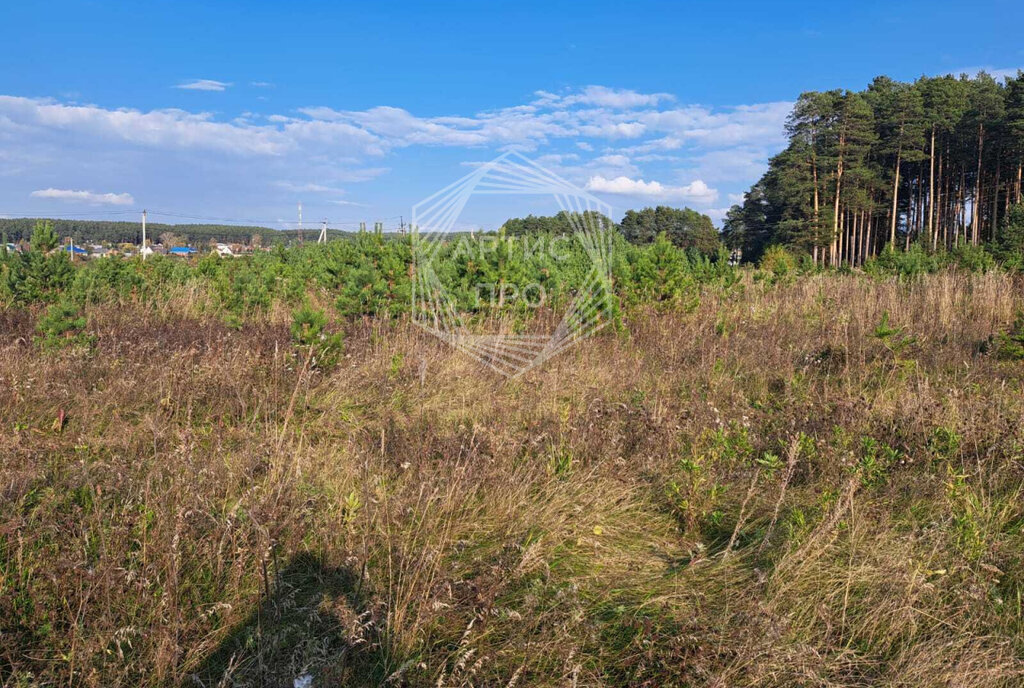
[144,209,373,227]
[0,208,409,233]
[0,209,141,218]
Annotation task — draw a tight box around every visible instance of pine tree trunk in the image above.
[992,163,1000,242]
[927,125,936,245]
[844,208,851,265]
[857,210,863,264]
[933,150,943,249]
[852,209,860,266]
[973,123,984,245]
[837,207,845,265]
[832,135,844,264]
[889,147,902,247]
[959,167,967,244]
[867,210,874,258]
[921,161,929,239]
[812,157,820,260]
[948,157,954,244]
[944,161,953,248]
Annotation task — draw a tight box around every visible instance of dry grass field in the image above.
[2,271,1024,686]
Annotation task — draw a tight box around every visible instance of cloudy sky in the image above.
[1,0,1021,231]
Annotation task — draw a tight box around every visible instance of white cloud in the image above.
[0,88,787,166]
[274,181,343,194]
[535,153,579,165]
[578,120,646,139]
[593,154,631,167]
[0,84,792,225]
[250,81,274,88]
[31,188,134,205]
[320,105,495,146]
[638,102,792,148]
[675,147,771,183]
[292,86,786,153]
[577,85,674,108]
[585,175,717,204]
[622,136,684,154]
[705,207,733,224]
[303,104,573,148]
[0,96,384,157]
[535,86,674,109]
[175,79,231,91]
[632,153,681,163]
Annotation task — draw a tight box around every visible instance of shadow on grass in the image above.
[185,552,388,688]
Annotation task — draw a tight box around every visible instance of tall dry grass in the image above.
[1,270,1023,687]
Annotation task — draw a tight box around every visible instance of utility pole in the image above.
[318,219,327,244]
[399,215,405,234]
[142,209,147,261]
[297,201,303,244]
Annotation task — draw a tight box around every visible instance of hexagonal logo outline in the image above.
[411,151,615,377]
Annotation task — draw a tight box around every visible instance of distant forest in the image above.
[501,207,720,255]
[1,206,724,255]
[724,71,1024,264]
[0,218,353,246]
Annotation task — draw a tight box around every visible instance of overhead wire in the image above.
[0,208,407,232]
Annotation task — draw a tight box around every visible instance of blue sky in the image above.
[2,0,1022,231]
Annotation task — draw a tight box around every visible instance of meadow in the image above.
[2,236,1024,686]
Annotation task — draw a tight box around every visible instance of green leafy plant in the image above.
[342,490,362,531]
[858,436,900,488]
[928,426,962,460]
[755,452,783,473]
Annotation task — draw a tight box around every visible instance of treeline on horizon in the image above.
[6,206,1017,332]
[501,207,721,253]
[0,207,722,254]
[0,218,352,246]
[724,70,1024,265]
[3,211,749,331]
